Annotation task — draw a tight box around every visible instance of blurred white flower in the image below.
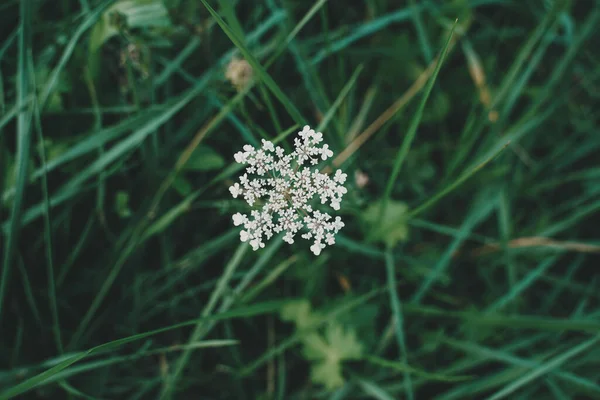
[354,169,369,188]
[225,57,253,91]
[229,125,347,255]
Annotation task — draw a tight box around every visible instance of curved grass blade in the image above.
[384,249,413,399]
[376,21,456,232]
[486,335,600,400]
[0,300,287,399]
[199,0,305,125]
[0,0,33,322]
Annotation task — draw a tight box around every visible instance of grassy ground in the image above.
[1,0,600,398]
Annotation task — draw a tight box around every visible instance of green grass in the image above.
[1,0,600,399]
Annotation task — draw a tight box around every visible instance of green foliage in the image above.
[363,198,409,246]
[1,0,599,399]
[304,324,363,390]
[181,145,226,171]
[88,0,171,78]
[88,0,171,54]
[280,300,363,390]
[115,190,132,217]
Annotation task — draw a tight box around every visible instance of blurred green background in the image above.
[1,0,600,398]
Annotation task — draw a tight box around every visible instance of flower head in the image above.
[225,57,253,91]
[229,126,346,255]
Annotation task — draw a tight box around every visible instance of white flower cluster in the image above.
[229,125,347,256]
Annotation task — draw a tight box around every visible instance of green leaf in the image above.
[323,322,363,361]
[280,300,364,390]
[182,146,226,171]
[421,91,451,123]
[280,300,321,329]
[172,176,193,196]
[303,322,363,390]
[310,358,345,391]
[114,191,132,218]
[363,199,409,247]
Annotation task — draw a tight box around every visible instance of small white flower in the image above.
[299,125,311,139]
[250,238,265,251]
[234,151,246,163]
[325,233,335,245]
[320,144,333,160]
[228,126,347,255]
[232,212,246,226]
[334,170,347,184]
[310,241,325,256]
[333,216,344,231]
[229,183,242,198]
[283,231,295,244]
[312,131,323,143]
[262,139,275,152]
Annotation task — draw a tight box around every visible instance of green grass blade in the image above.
[357,379,396,400]
[159,243,249,399]
[310,5,421,66]
[31,87,63,353]
[38,0,116,110]
[488,0,564,111]
[317,64,364,132]
[0,0,33,322]
[0,300,287,399]
[410,194,497,304]
[407,141,509,219]
[364,355,472,382]
[487,256,558,313]
[200,0,305,125]
[486,335,600,400]
[384,249,413,400]
[408,0,432,62]
[379,21,456,227]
